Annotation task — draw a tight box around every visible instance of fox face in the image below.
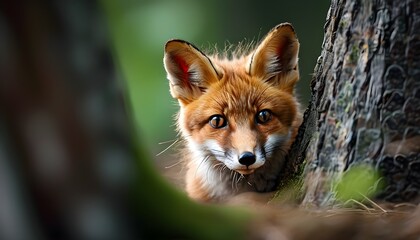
[164,23,302,202]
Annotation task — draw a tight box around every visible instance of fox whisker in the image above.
[205,159,214,186]
[218,165,223,181]
[231,172,237,191]
[195,155,210,178]
[210,148,224,153]
[213,162,224,168]
[236,174,244,185]
[164,160,183,169]
[218,165,227,181]
[156,138,180,156]
[230,169,235,178]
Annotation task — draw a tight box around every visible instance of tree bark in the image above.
[282,0,420,206]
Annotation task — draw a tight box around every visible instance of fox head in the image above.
[163,23,300,188]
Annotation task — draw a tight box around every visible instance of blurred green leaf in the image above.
[334,165,383,202]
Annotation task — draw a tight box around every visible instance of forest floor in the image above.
[153,154,420,239]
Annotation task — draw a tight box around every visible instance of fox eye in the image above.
[256,110,272,124]
[209,115,227,129]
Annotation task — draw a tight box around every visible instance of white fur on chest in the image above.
[188,141,235,199]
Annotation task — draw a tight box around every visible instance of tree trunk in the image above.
[282,0,420,206]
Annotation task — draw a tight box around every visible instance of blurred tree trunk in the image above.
[0,1,249,239]
[282,0,420,206]
[0,1,140,239]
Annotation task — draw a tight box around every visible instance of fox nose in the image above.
[238,151,256,167]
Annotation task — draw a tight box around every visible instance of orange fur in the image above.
[164,23,302,202]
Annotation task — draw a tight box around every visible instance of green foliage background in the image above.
[103,0,330,156]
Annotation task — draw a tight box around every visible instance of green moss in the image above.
[349,44,360,64]
[333,165,384,203]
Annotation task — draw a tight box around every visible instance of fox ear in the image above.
[164,40,221,103]
[248,23,299,93]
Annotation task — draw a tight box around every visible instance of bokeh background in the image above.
[103,0,330,156]
[0,1,330,239]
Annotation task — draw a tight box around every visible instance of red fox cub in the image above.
[163,23,302,202]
